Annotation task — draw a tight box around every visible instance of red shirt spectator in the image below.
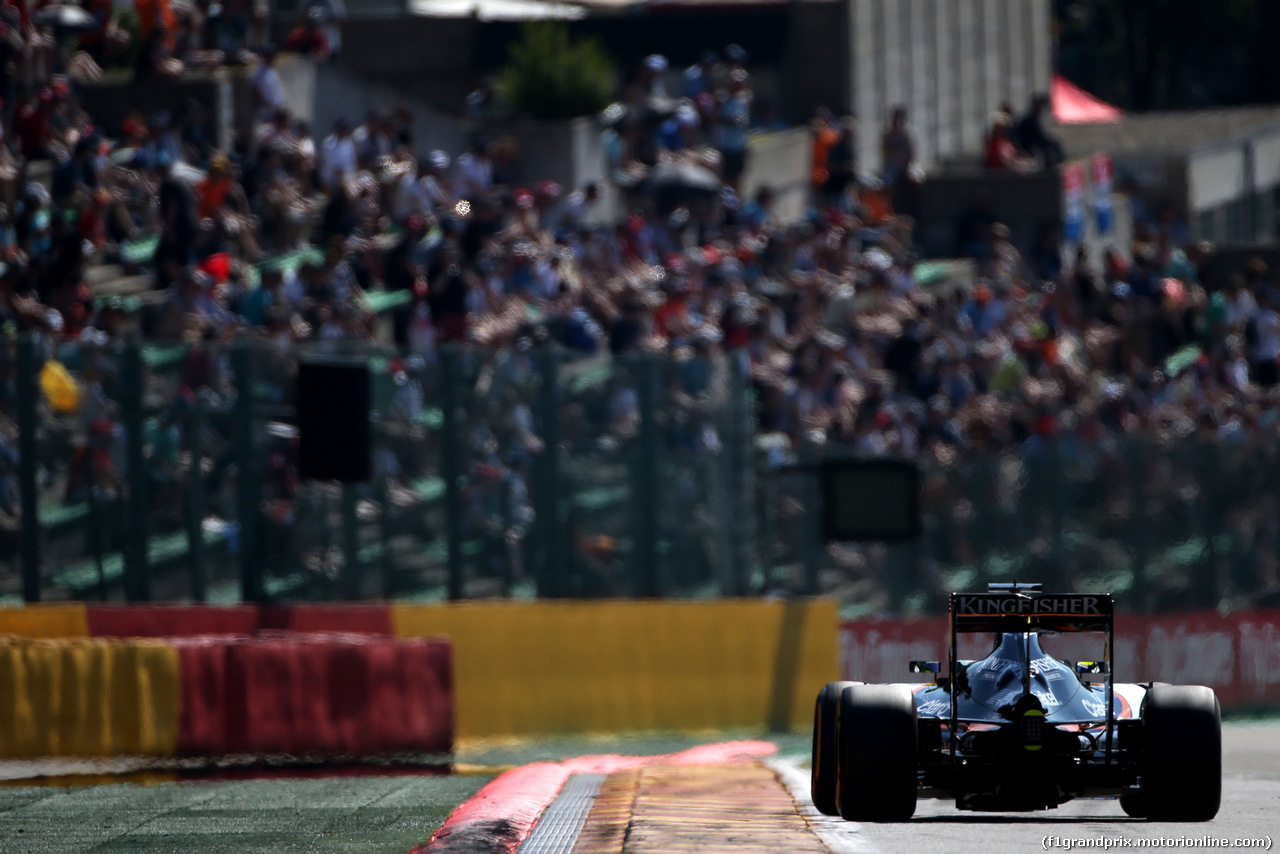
[284,15,331,59]
[14,94,52,159]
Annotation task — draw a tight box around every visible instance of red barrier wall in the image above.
[86,605,394,638]
[840,608,1280,710]
[175,634,453,757]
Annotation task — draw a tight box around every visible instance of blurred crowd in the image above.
[0,6,1275,609]
[2,15,1280,537]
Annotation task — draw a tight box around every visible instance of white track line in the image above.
[766,757,881,854]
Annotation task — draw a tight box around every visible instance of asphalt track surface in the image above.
[803,721,1280,854]
[0,724,1274,853]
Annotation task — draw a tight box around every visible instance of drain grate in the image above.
[517,772,607,854]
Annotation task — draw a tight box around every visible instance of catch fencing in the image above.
[3,332,1280,614]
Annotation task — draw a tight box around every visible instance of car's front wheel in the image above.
[1138,684,1221,822]
[811,680,858,816]
[836,684,918,822]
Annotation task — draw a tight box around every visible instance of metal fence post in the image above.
[121,340,150,601]
[633,353,662,597]
[726,351,755,597]
[1198,441,1222,605]
[16,335,41,603]
[799,440,822,596]
[87,452,107,602]
[756,453,777,595]
[232,341,262,603]
[439,345,464,601]
[378,477,395,598]
[340,483,361,599]
[535,348,562,598]
[1048,438,1068,590]
[186,403,207,602]
[1128,438,1148,603]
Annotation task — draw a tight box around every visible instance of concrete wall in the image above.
[742,128,812,224]
[484,116,605,193]
[1191,147,1248,213]
[275,55,318,125]
[848,0,1052,175]
[1187,121,1280,245]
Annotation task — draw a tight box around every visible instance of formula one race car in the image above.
[811,583,1221,821]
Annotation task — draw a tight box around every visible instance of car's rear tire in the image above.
[1139,684,1221,822]
[811,680,858,816]
[836,684,918,822]
[1119,792,1146,818]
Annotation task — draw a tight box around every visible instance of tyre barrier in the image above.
[0,603,91,638]
[0,638,180,757]
[0,600,838,738]
[0,634,453,759]
[175,633,453,757]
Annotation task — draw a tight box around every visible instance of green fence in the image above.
[786,437,1280,616]
[0,334,757,603]
[2,332,1277,613]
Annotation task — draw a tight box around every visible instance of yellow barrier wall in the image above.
[391,599,839,738]
[0,604,89,638]
[0,639,180,757]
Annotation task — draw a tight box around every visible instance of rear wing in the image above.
[949,592,1113,633]
[944,585,1118,762]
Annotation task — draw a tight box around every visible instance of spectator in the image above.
[196,153,263,261]
[1250,289,1280,387]
[1013,93,1064,168]
[319,118,356,191]
[634,54,669,99]
[252,48,286,122]
[882,106,914,188]
[428,239,471,344]
[302,0,346,61]
[153,154,200,289]
[452,139,494,202]
[683,51,718,99]
[283,7,331,60]
[984,112,1034,172]
[715,69,751,193]
[7,30,1280,617]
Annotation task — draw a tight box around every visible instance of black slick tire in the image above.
[1119,792,1146,818]
[1139,684,1221,822]
[835,684,918,822]
[811,680,858,816]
